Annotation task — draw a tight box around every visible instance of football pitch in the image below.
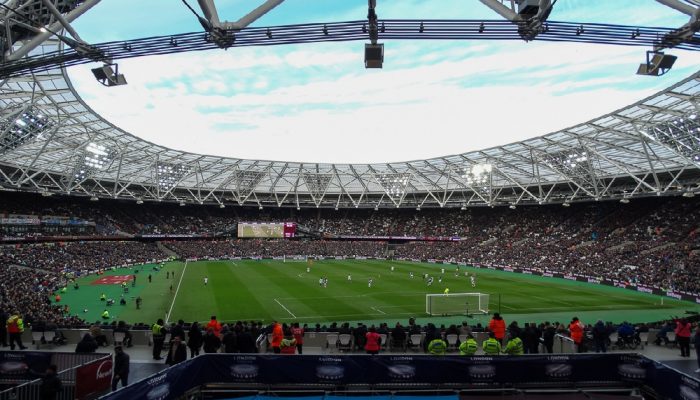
[61,259,698,327]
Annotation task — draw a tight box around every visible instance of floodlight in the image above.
[620,198,630,204]
[683,191,696,198]
[179,202,186,206]
[219,203,225,208]
[90,196,98,201]
[41,190,52,197]
[259,206,263,210]
[509,204,516,209]
[636,51,677,77]
[365,43,384,68]
[91,64,128,87]
[136,199,144,204]
[562,202,570,207]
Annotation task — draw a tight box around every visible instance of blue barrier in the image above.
[102,354,700,400]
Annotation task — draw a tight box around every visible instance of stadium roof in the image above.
[1,0,700,209]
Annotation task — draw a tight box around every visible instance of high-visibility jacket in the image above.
[6,315,23,333]
[100,294,106,301]
[101,310,110,319]
[207,319,222,337]
[482,338,501,355]
[280,338,297,354]
[459,338,478,355]
[152,323,165,339]
[504,337,524,355]
[428,339,447,355]
[488,318,506,340]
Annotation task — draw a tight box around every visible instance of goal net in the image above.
[425,293,490,316]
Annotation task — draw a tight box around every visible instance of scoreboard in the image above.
[237,222,297,238]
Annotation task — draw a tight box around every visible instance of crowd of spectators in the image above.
[164,239,385,259]
[0,241,168,273]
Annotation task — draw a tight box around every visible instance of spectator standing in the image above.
[291,322,304,354]
[39,364,61,400]
[151,319,167,360]
[165,337,187,365]
[6,311,27,350]
[270,321,283,354]
[569,317,585,352]
[206,316,222,337]
[75,333,98,353]
[675,318,692,358]
[203,328,221,353]
[365,326,382,355]
[187,322,203,358]
[488,313,506,345]
[112,346,130,391]
[542,322,556,353]
[592,320,608,353]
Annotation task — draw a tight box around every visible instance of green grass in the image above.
[60,260,699,327]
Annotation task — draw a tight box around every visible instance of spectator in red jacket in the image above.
[291,322,304,355]
[365,326,381,355]
[488,313,506,344]
[675,318,692,357]
[270,321,283,354]
[206,316,222,337]
[569,317,585,352]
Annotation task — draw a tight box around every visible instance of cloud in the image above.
[67,1,700,164]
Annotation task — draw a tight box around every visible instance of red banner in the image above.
[76,358,112,400]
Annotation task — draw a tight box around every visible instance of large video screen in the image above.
[237,222,296,238]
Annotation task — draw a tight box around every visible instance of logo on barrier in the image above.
[316,358,345,381]
[0,361,28,375]
[146,383,170,400]
[680,385,700,400]
[96,360,113,380]
[467,365,496,381]
[230,364,259,380]
[617,363,646,381]
[544,363,573,379]
[387,364,416,380]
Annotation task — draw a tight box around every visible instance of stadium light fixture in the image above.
[179,201,186,206]
[683,191,696,198]
[636,51,677,76]
[509,204,516,209]
[562,202,570,207]
[219,203,225,208]
[91,63,127,87]
[90,196,98,201]
[416,206,421,211]
[136,199,143,204]
[620,198,630,204]
[259,205,263,210]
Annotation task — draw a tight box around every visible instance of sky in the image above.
[67,0,700,164]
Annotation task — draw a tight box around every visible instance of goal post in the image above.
[425,293,490,316]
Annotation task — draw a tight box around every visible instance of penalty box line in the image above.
[274,298,297,319]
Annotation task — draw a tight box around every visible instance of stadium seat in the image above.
[407,334,422,351]
[31,330,44,349]
[337,334,353,352]
[638,331,648,349]
[378,334,388,351]
[325,333,339,352]
[114,331,126,346]
[609,332,618,349]
[458,334,468,344]
[445,334,458,351]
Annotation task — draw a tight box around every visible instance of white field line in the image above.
[371,306,387,315]
[274,298,297,318]
[165,260,188,324]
